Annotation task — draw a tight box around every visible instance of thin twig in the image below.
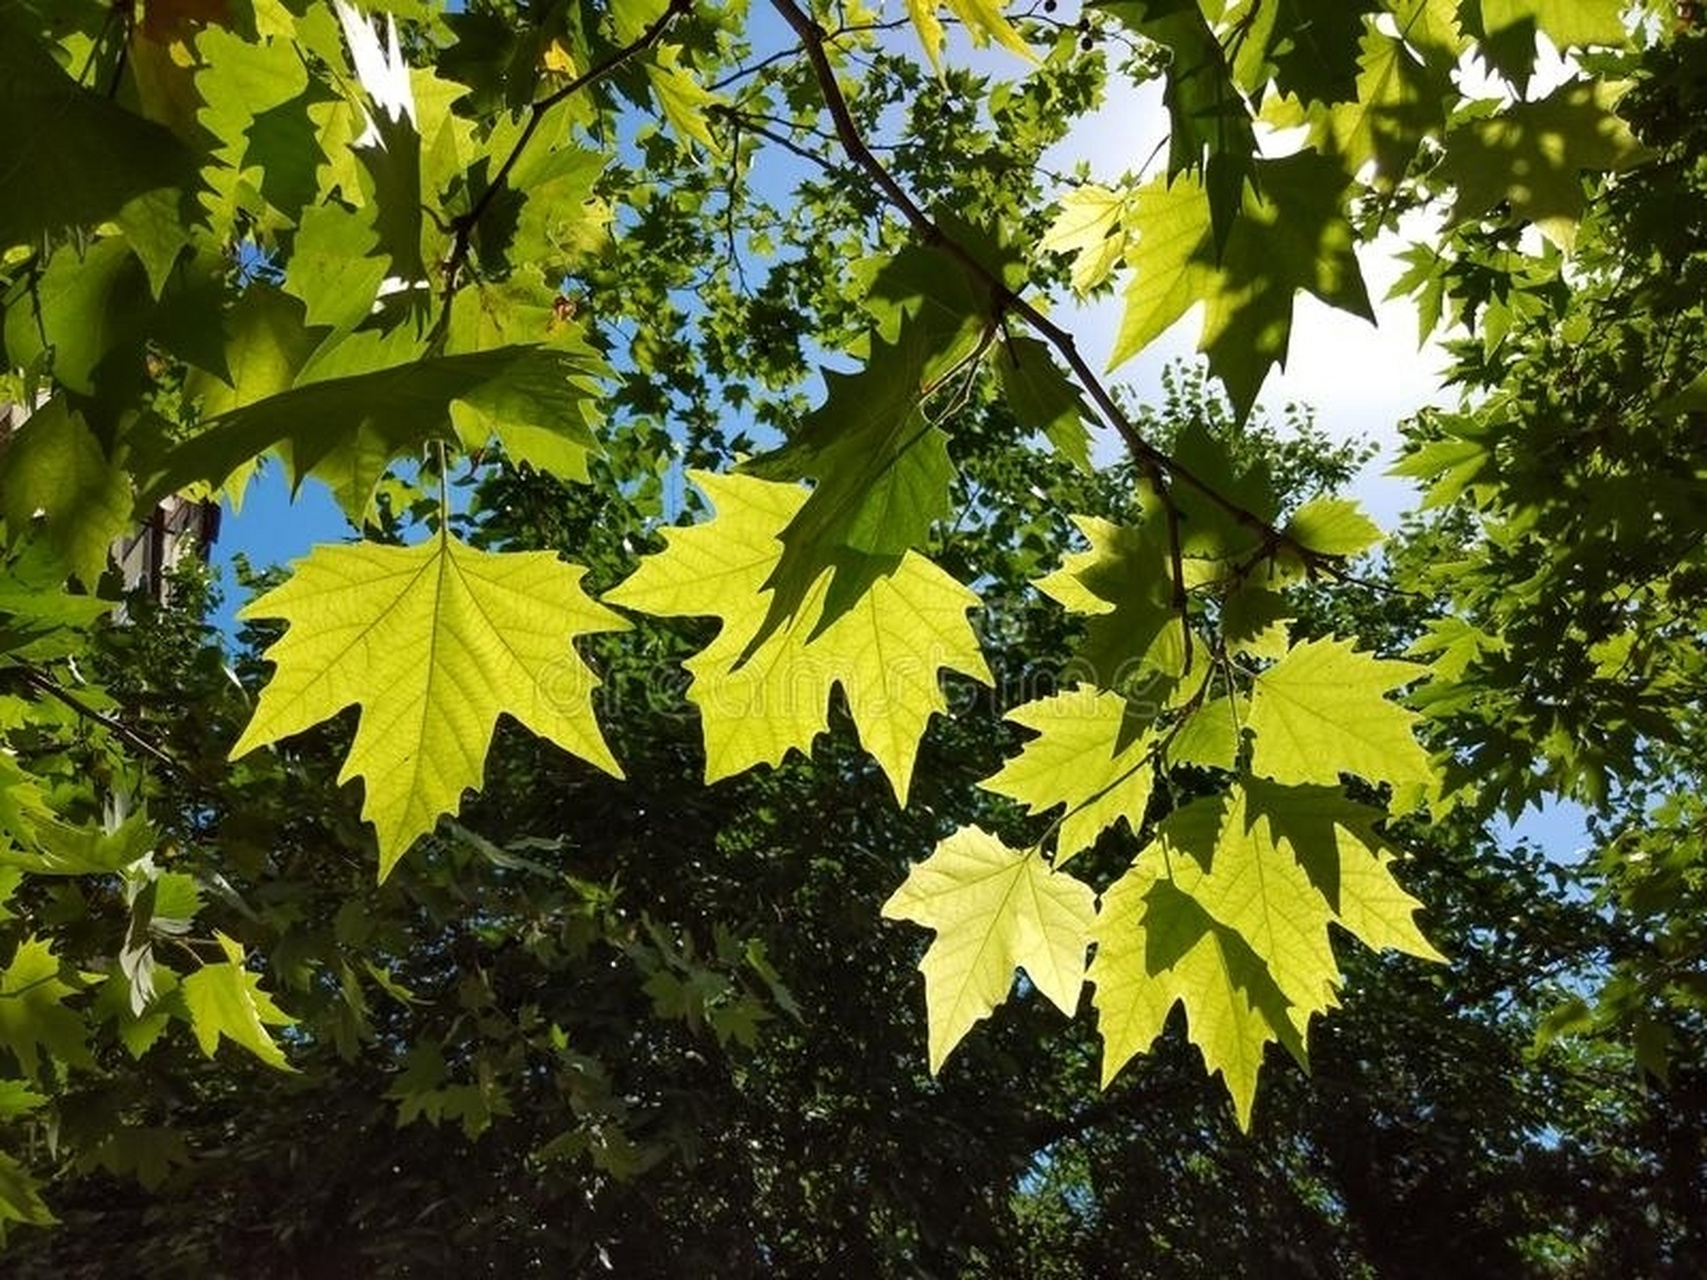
[18,667,183,774]
[764,0,1332,575]
[431,0,697,345]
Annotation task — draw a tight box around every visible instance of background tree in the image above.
[0,0,1702,1264]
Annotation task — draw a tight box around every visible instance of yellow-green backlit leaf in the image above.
[1264,31,1443,187]
[1040,184,1128,294]
[905,0,1034,70]
[233,534,626,876]
[0,398,132,587]
[1249,779,1443,961]
[981,685,1155,863]
[1112,152,1373,417]
[1480,0,1629,50]
[645,45,723,154]
[883,827,1094,1072]
[1282,496,1383,557]
[1247,636,1431,789]
[1090,818,1296,1128]
[0,935,93,1080]
[181,932,295,1070]
[1089,781,1439,1126]
[604,472,990,806]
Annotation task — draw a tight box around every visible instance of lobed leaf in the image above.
[883,827,1095,1072]
[233,534,626,876]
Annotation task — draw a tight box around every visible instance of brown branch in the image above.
[764,0,1335,574]
[432,0,697,344]
[18,666,183,774]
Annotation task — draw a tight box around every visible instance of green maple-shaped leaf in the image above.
[191,20,315,229]
[646,44,724,154]
[1112,151,1372,418]
[0,757,51,854]
[1282,496,1384,557]
[883,827,1095,1072]
[1250,779,1444,961]
[1100,0,1257,251]
[981,685,1156,863]
[0,399,133,588]
[1247,636,1431,789]
[282,203,389,338]
[904,0,1034,71]
[158,344,604,520]
[1259,0,1380,107]
[1477,0,1629,60]
[179,284,321,506]
[0,1149,54,1229]
[1090,781,1438,1125]
[0,935,93,1080]
[1390,0,1469,69]
[746,317,961,637]
[1090,802,1300,1127]
[0,18,195,251]
[1035,510,1206,701]
[1040,184,1127,295]
[2,236,150,401]
[604,472,990,806]
[233,533,626,876]
[0,812,155,879]
[1265,30,1446,188]
[998,336,1093,471]
[181,932,296,1070]
[1438,80,1650,250]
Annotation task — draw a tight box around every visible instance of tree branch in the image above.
[764,0,1334,573]
[17,666,184,775]
[432,0,697,344]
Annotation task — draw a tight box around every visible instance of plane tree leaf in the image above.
[1039,184,1128,295]
[1248,0,1380,107]
[232,532,626,876]
[981,685,1157,863]
[904,0,1034,71]
[2,237,153,403]
[156,344,605,519]
[882,827,1095,1072]
[745,318,964,637]
[1034,508,1205,703]
[1282,496,1384,557]
[1090,799,1301,1127]
[998,335,1093,471]
[1437,80,1651,250]
[1249,779,1444,961]
[1112,151,1373,418]
[1246,636,1432,789]
[1264,29,1448,188]
[0,1149,54,1229]
[180,932,296,1070]
[1098,0,1257,252]
[604,472,990,807]
[0,935,93,1080]
[0,16,196,251]
[1090,780,1438,1125]
[0,398,133,588]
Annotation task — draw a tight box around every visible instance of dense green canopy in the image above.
[0,0,1704,1270]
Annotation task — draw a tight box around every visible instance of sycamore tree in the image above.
[0,0,1684,1237]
